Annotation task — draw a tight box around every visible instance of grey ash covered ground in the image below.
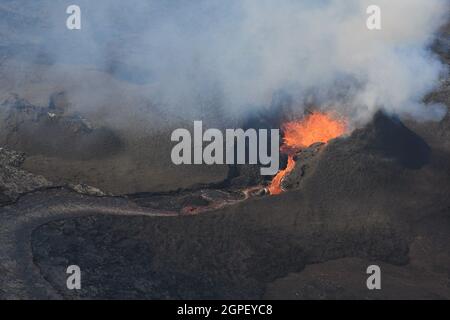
[0,5,449,299]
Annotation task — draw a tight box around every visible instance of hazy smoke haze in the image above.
[1,0,449,125]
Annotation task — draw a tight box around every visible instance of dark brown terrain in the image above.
[0,4,449,300]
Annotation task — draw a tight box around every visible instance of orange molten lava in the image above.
[267,156,296,195]
[268,112,347,195]
[283,112,348,149]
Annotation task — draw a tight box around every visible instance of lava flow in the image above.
[268,112,347,195]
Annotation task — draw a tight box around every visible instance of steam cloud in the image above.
[1,0,449,125]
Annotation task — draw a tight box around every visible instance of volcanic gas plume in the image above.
[268,112,348,195]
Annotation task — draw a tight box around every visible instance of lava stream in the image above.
[268,112,347,195]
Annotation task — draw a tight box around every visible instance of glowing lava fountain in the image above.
[268,112,347,195]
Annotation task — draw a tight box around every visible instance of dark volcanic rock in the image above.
[1,8,449,301]
[26,111,450,300]
[0,108,440,299]
[31,211,410,299]
[0,148,52,204]
[352,111,431,169]
[281,142,325,191]
[280,111,431,193]
[0,147,25,167]
[228,164,267,188]
[0,147,109,204]
[129,188,245,213]
[68,183,108,197]
[0,94,124,160]
[264,257,450,300]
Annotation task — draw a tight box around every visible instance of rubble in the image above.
[68,183,108,197]
[0,148,53,205]
[0,147,111,204]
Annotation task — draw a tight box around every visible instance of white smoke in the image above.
[1,0,449,125]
